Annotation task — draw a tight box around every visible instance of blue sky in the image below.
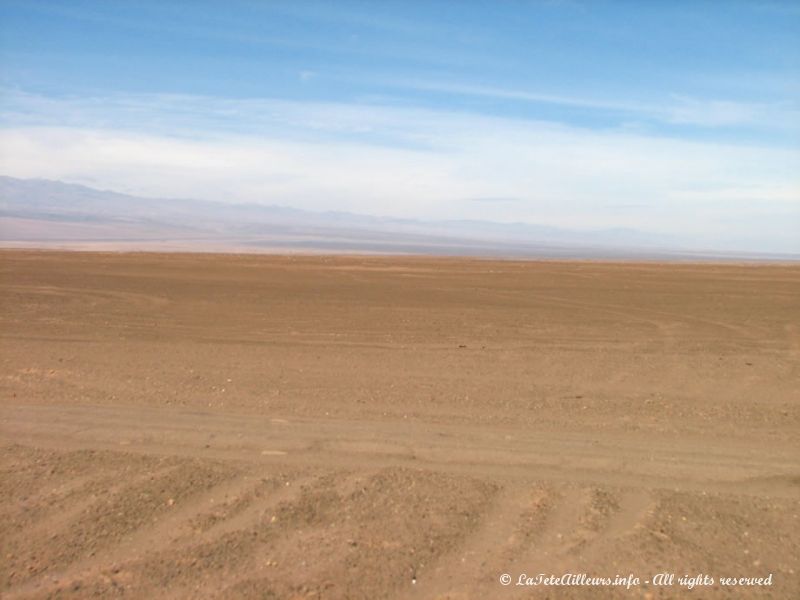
[1,0,798,252]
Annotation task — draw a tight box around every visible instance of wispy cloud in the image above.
[468,197,524,205]
[4,0,489,71]
[664,95,793,127]
[372,78,799,132]
[386,79,648,113]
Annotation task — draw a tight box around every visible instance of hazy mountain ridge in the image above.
[1,176,794,260]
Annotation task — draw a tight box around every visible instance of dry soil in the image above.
[1,250,798,599]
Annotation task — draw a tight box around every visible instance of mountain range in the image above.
[0,176,794,260]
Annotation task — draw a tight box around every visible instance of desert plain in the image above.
[1,250,798,599]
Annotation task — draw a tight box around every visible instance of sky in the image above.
[0,0,798,253]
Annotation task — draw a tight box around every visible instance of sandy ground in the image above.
[1,250,798,599]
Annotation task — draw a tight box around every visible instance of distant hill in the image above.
[0,176,793,260]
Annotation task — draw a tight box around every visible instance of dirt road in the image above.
[1,251,798,598]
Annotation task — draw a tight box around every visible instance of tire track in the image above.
[405,484,549,600]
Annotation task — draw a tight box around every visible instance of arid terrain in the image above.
[1,250,798,599]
